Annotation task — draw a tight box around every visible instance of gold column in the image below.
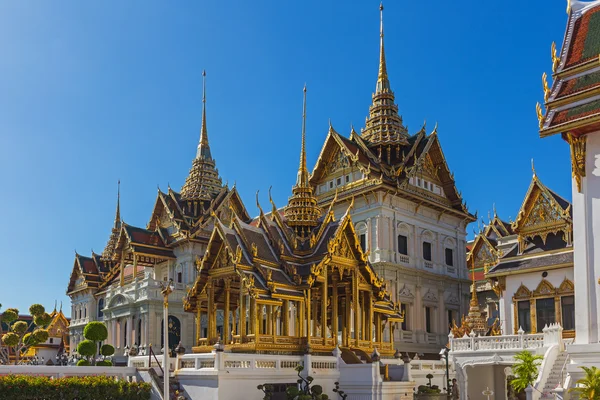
[368,292,373,341]
[375,313,382,343]
[530,299,537,333]
[345,286,351,347]
[306,289,312,339]
[332,276,338,346]
[353,270,359,346]
[555,296,562,326]
[283,300,290,336]
[389,322,394,344]
[207,281,214,340]
[312,291,318,337]
[321,274,328,339]
[299,299,305,337]
[360,291,365,340]
[196,304,201,345]
[240,294,246,339]
[224,280,231,343]
[249,297,255,335]
[253,300,259,337]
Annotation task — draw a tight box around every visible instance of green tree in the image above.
[77,321,109,366]
[0,304,51,365]
[569,366,600,400]
[510,350,544,393]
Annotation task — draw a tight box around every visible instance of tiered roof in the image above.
[487,172,573,278]
[540,0,600,137]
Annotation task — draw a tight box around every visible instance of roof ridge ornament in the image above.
[284,86,322,238]
[181,69,224,201]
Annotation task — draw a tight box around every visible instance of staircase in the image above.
[539,351,568,399]
[149,367,189,400]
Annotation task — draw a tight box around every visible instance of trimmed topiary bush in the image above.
[83,321,108,342]
[77,359,90,366]
[77,340,96,358]
[96,360,113,366]
[101,344,115,357]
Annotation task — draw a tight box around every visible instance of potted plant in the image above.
[569,366,600,400]
[510,350,543,400]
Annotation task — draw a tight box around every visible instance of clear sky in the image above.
[0,1,571,316]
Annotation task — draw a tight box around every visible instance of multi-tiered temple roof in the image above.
[67,72,248,295]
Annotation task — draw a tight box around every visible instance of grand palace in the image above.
[66,4,482,360]
[61,1,600,399]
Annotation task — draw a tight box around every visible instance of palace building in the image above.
[307,5,476,354]
[67,5,476,359]
[184,86,403,356]
[67,72,250,359]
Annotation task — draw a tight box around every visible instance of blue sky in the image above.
[0,1,571,316]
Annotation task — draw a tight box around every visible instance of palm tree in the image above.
[510,350,544,393]
[569,366,600,400]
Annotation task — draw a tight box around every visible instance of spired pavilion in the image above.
[184,87,404,356]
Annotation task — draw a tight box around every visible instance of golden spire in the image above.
[284,85,322,238]
[102,180,122,260]
[377,2,390,93]
[361,3,409,148]
[297,84,309,187]
[181,70,224,201]
[198,70,212,160]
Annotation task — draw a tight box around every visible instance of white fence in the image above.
[449,330,552,353]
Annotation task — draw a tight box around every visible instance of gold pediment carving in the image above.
[522,191,563,230]
[558,278,574,295]
[335,235,354,259]
[513,284,531,300]
[474,241,497,268]
[533,279,555,297]
[325,150,351,176]
[213,247,231,270]
[422,154,441,184]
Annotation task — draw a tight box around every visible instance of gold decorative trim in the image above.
[565,133,586,192]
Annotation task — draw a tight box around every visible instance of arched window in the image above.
[422,231,433,262]
[84,307,86,318]
[355,222,368,253]
[98,298,105,318]
[78,308,81,320]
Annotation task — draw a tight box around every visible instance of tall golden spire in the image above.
[466,268,487,334]
[377,3,390,93]
[197,70,212,160]
[297,84,309,187]
[102,180,122,260]
[284,85,322,238]
[361,3,409,148]
[181,70,223,201]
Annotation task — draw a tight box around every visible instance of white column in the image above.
[143,314,149,347]
[573,133,600,344]
[126,316,133,348]
[111,319,117,348]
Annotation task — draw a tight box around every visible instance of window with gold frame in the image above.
[512,278,575,336]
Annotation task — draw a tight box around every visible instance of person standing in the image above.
[451,378,460,400]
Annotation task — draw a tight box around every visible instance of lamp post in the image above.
[160,278,174,400]
[439,347,450,396]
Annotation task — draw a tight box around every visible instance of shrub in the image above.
[34,313,52,327]
[0,375,151,400]
[97,360,113,366]
[77,359,90,366]
[2,308,18,323]
[77,340,96,357]
[101,344,115,356]
[28,304,45,317]
[1,332,18,347]
[32,329,48,343]
[510,350,544,393]
[569,366,600,399]
[84,321,108,342]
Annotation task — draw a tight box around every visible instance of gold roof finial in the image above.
[181,70,224,201]
[361,3,408,147]
[102,180,122,260]
[531,158,537,178]
[198,69,212,160]
[297,84,309,188]
[284,85,322,237]
[377,2,389,92]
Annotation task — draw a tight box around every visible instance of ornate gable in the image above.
[558,278,574,295]
[533,279,556,297]
[513,284,532,300]
[513,174,572,251]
